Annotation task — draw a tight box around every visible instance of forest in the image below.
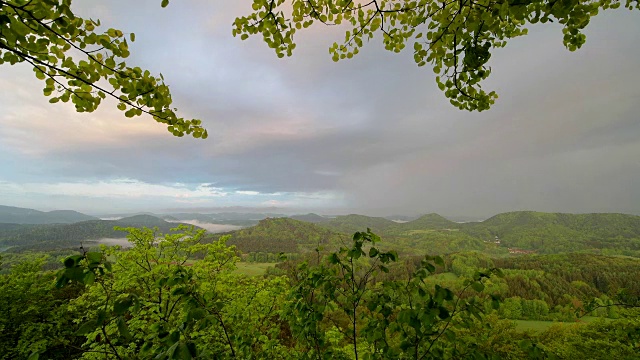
[1,215,639,359]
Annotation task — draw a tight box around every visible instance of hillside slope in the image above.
[0,205,97,224]
[317,214,398,234]
[289,213,328,223]
[0,215,200,252]
[460,211,640,254]
[210,217,344,254]
[396,213,458,231]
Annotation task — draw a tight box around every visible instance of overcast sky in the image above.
[1,1,639,217]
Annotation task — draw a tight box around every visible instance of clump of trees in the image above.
[2,225,639,359]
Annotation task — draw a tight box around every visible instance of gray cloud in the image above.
[0,2,639,216]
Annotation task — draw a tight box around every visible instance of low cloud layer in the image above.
[0,2,639,217]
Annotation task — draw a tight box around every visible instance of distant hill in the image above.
[289,213,328,223]
[289,211,640,257]
[3,206,640,257]
[384,214,420,222]
[209,217,344,254]
[209,212,286,221]
[478,211,640,237]
[0,215,200,252]
[155,212,278,227]
[0,205,98,224]
[397,213,458,230]
[161,213,217,223]
[161,215,181,222]
[117,214,174,226]
[459,211,640,254]
[317,214,398,234]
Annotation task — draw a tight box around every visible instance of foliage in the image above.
[0,258,85,360]
[0,0,207,138]
[494,253,640,310]
[232,0,639,111]
[284,228,505,359]
[536,318,640,359]
[2,225,639,359]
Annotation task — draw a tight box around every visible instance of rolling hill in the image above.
[289,213,329,223]
[458,211,640,254]
[0,205,98,224]
[0,215,201,252]
[317,214,398,234]
[397,213,458,230]
[208,217,345,254]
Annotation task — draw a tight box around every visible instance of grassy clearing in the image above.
[514,316,611,332]
[235,262,276,276]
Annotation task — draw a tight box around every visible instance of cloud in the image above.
[0,2,639,216]
[0,178,344,213]
[0,179,227,199]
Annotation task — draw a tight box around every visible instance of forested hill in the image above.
[316,214,398,234]
[458,211,640,254]
[289,213,328,223]
[293,211,640,256]
[0,215,199,252]
[315,213,459,234]
[478,211,640,238]
[398,213,458,230]
[209,217,345,254]
[0,205,97,224]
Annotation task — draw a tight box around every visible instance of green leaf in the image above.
[64,255,83,268]
[434,256,444,267]
[83,271,96,285]
[471,281,485,292]
[113,297,133,315]
[75,320,98,335]
[55,274,69,288]
[369,247,379,257]
[438,306,450,319]
[117,316,131,339]
[65,267,85,281]
[177,343,194,360]
[35,69,46,80]
[86,252,102,263]
[167,341,180,359]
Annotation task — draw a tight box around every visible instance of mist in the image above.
[168,220,243,233]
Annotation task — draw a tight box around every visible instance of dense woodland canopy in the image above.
[1,224,639,359]
[1,208,640,359]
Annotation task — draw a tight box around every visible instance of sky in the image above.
[1,1,639,218]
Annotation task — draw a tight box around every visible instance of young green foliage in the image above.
[233,0,639,111]
[0,0,207,139]
[286,228,512,359]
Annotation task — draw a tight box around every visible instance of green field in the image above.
[514,316,611,332]
[234,262,276,276]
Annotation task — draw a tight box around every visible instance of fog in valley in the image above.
[167,220,243,233]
